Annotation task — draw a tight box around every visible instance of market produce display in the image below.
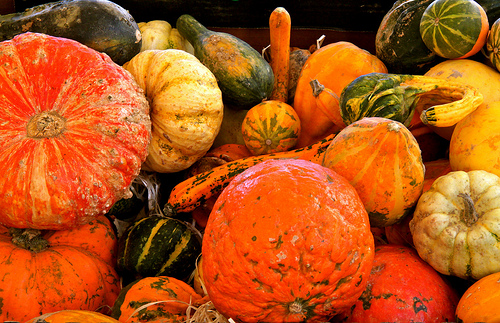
[3,0,500,321]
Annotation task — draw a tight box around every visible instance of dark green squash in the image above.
[375,0,442,74]
[477,0,500,26]
[116,215,201,283]
[0,0,142,65]
[176,14,274,109]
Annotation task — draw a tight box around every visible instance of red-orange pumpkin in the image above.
[0,215,120,322]
[0,32,151,230]
[202,158,375,321]
[336,245,459,322]
[322,117,425,227]
[293,41,387,148]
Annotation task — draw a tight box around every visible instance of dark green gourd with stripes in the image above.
[116,216,201,282]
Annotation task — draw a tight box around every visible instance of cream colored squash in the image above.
[124,49,223,173]
[138,20,194,54]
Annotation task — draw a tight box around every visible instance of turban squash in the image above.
[0,32,151,230]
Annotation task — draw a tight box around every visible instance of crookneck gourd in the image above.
[339,72,484,128]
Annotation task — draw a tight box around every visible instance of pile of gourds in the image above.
[2,0,500,321]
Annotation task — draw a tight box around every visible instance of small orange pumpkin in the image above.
[455,271,500,322]
[322,117,425,227]
[293,41,387,147]
[241,100,301,155]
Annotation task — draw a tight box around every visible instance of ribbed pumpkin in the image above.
[241,100,301,155]
[420,0,489,59]
[123,49,223,173]
[26,310,121,323]
[336,245,459,322]
[293,41,387,148]
[202,158,375,321]
[117,215,202,282]
[455,271,500,322]
[111,276,204,322]
[486,18,500,72]
[0,32,151,230]
[0,215,120,322]
[322,117,425,227]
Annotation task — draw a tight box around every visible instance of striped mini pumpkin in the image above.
[116,216,201,282]
[486,17,500,72]
[419,0,489,59]
[241,100,301,155]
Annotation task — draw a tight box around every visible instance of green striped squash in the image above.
[420,0,489,59]
[241,100,301,155]
[116,216,201,282]
[486,18,500,72]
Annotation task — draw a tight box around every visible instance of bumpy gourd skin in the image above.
[0,32,151,230]
[202,158,375,322]
[410,170,500,280]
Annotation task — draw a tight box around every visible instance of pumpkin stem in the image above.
[458,192,479,226]
[26,111,66,138]
[9,228,49,252]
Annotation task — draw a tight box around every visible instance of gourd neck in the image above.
[9,228,49,252]
[459,193,479,226]
[26,111,66,139]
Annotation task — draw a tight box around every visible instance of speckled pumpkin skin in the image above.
[0,32,151,230]
[202,158,375,322]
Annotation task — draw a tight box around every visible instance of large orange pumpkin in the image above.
[322,117,425,227]
[293,41,387,148]
[0,215,120,322]
[0,32,151,230]
[202,158,375,322]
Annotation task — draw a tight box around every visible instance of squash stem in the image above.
[9,228,49,252]
[458,193,479,226]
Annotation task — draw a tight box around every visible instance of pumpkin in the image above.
[375,0,441,74]
[241,100,301,155]
[111,276,204,322]
[410,169,500,280]
[293,41,387,147]
[138,20,194,53]
[339,73,484,128]
[202,158,375,321]
[455,271,500,322]
[123,49,223,173]
[176,14,274,109]
[322,117,425,227]
[486,18,500,72]
[117,215,202,283]
[26,310,120,323]
[420,0,489,59]
[449,102,500,177]
[0,215,120,322]
[0,32,151,230]
[336,245,459,322]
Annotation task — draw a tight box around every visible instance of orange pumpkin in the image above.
[202,158,375,321]
[293,41,387,147]
[455,271,500,322]
[26,310,121,323]
[0,32,151,230]
[111,276,204,322]
[322,117,425,227]
[0,215,120,322]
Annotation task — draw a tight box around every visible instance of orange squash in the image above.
[202,158,374,321]
[293,41,387,147]
[455,271,500,322]
[322,117,425,227]
[26,310,121,323]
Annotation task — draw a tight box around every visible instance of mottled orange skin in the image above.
[0,215,120,322]
[26,310,121,323]
[336,245,459,322]
[202,158,374,322]
[293,41,387,148]
[0,32,151,230]
[322,117,425,227]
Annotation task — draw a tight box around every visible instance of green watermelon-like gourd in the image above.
[116,216,201,283]
[486,18,500,72]
[420,0,489,59]
[241,100,301,155]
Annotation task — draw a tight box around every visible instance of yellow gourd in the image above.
[138,20,194,54]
